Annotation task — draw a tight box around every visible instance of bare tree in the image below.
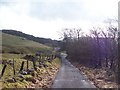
[90,28,102,68]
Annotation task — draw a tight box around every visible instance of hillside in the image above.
[2,29,62,47]
[0,30,62,89]
[1,31,52,54]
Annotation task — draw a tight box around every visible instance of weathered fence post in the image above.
[13,58,15,75]
[27,60,29,71]
[19,61,24,72]
[32,58,37,71]
[1,64,7,77]
[52,54,54,60]
[39,57,41,67]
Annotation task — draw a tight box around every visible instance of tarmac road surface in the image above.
[52,53,96,88]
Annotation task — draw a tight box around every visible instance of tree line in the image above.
[60,20,120,84]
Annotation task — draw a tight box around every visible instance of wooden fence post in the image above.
[32,58,37,71]
[1,64,7,77]
[52,54,53,60]
[39,57,41,66]
[19,61,24,72]
[13,58,15,75]
[27,60,29,71]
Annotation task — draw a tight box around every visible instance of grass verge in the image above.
[1,54,61,89]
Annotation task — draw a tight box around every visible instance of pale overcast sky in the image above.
[0,0,119,40]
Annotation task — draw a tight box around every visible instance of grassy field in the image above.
[1,32,52,54]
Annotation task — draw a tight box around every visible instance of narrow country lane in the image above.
[52,53,97,88]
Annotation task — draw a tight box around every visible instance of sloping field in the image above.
[1,32,52,54]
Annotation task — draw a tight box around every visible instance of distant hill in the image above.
[2,29,61,47]
[1,31,53,54]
